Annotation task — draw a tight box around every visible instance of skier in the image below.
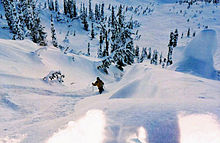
[92,77,104,94]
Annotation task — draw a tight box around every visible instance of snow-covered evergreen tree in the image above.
[55,0,59,12]
[51,15,58,47]
[147,47,151,59]
[140,47,147,63]
[111,6,115,28]
[193,31,196,37]
[73,0,77,17]
[151,49,158,65]
[98,43,103,58]
[30,1,47,46]
[135,45,140,63]
[173,29,178,47]
[2,0,13,30]
[91,22,95,39]
[101,3,105,21]
[81,4,89,31]
[49,0,55,11]
[89,0,94,21]
[68,0,74,18]
[103,30,109,57]
[167,32,174,66]
[187,28,190,37]
[17,0,26,38]
[88,42,90,56]
[95,4,99,21]
[24,1,34,31]
[64,0,68,15]
[159,52,163,65]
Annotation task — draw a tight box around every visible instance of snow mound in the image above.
[47,110,106,143]
[175,29,218,79]
[110,80,141,99]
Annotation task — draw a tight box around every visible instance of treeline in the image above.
[1,0,179,73]
[48,0,179,72]
[178,0,219,7]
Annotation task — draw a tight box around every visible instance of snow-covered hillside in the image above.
[0,0,220,143]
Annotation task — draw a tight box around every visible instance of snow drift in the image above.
[175,29,218,79]
[47,110,106,143]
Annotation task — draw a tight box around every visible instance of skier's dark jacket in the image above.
[92,77,104,89]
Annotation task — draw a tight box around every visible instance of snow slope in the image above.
[0,38,111,143]
[53,63,220,143]
[174,29,218,79]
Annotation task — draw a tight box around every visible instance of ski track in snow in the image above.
[0,83,98,143]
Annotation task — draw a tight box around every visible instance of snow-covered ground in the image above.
[0,0,220,143]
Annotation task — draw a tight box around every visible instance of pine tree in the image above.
[95,4,99,21]
[11,1,18,34]
[88,42,90,56]
[64,0,68,15]
[24,1,34,31]
[49,0,55,11]
[91,22,95,39]
[2,0,24,39]
[173,29,178,47]
[99,30,103,44]
[68,0,74,18]
[31,2,47,46]
[2,0,11,28]
[103,30,109,57]
[167,32,174,66]
[73,0,77,17]
[128,16,134,29]
[151,50,158,65]
[135,45,140,62]
[193,32,196,37]
[55,0,59,12]
[13,1,25,40]
[101,3,104,21]
[111,6,115,28]
[80,2,83,15]
[51,15,58,47]
[140,47,147,63]
[187,28,190,37]
[82,15,89,31]
[108,4,111,10]
[89,0,93,21]
[17,0,26,37]
[81,3,89,31]
[159,52,163,64]
[147,47,151,59]
[98,43,103,58]
[117,5,123,30]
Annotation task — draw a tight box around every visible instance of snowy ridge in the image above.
[73,63,220,143]
[174,29,218,79]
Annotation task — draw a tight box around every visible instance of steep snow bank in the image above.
[175,29,218,79]
[74,63,220,143]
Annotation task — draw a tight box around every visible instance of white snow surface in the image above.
[175,29,218,79]
[0,0,220,143]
